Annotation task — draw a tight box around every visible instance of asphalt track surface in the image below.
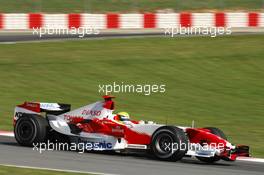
[0,136,263,175]
[0,32,164,42]
[0,31,263,43]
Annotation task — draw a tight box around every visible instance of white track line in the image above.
[237,157,264,163]
[0,163,118,175]
[1,130,263,163]
[0,131,14,137]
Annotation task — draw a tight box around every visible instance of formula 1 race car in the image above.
[13,96,249,163]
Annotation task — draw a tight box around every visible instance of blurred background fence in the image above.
[0,0,264,13]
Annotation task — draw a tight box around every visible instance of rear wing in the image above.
[15,101,71,116]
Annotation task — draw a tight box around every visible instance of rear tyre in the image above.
[151,126,189,161]
[196,127,227,163]
[14,114,48,146]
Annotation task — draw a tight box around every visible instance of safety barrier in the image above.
[0,13,263,30]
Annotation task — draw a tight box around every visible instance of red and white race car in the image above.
[13,96,249,162]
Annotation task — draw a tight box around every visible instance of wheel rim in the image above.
[17,120,35,141]
[155,133,174,158]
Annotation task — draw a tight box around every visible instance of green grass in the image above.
[0,35,264,157]
[0,165,93,175]
[0,0,263,13]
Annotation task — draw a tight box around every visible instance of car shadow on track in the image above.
[0,142,18,146]
[180,158,232,166]
[85,150,232,166]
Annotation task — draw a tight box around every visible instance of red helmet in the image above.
[102,95,115,99]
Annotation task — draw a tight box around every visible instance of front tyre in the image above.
[204,127,227,140]
[151,126,189,161]
[14,114,48,146]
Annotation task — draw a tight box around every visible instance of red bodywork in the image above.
[71,117,152,145]
[186,128,227,146]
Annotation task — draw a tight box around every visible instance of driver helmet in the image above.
[116,112,130,121]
